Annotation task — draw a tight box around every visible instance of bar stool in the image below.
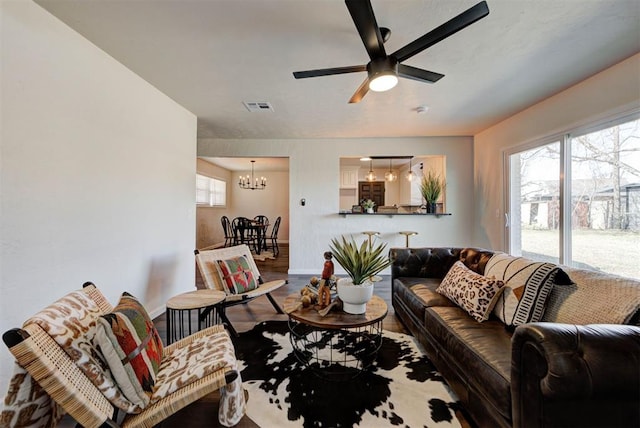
[165,289,226,345]
[399,231,418,247]
[362,231,380,247]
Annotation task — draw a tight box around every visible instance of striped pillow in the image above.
[216,256,258,294]
[94,293,164,409]
[486,253,569,328]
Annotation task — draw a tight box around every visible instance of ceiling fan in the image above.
[293,0,490,103]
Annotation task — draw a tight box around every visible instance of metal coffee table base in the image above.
[288,318,383,381]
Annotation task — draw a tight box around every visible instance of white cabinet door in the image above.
[340,168,359,189]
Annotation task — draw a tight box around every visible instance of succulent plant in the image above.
[329,235,390,285]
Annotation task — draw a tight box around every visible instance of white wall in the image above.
[474,53,640,250]
[198,137,475,275]
[1,1,197,389]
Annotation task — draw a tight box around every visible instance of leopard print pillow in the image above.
[436,261,506,322]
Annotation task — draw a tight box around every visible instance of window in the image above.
[506,113,640,279]
[196,174,226,207]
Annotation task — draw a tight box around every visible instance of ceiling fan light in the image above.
[369,74,398,92]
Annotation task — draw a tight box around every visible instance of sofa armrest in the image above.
[511,323,640,428]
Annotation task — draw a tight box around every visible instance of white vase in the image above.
[337,278,374,314]
[366,207,374,213]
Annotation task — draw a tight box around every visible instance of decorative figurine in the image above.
[321,251,334,281]
[317,251,334,308]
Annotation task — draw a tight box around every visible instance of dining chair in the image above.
[231,217,253,247]
[265,216,281,257]
[253,215,269,252]
[194,245,286,336]
[221,215,234,247]
[254,215,269,227]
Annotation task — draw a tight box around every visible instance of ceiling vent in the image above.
[243,101,274,112]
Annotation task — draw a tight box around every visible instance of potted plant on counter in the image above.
[361,199,376,213]
[420,170,445,214]
[329,235,390,314]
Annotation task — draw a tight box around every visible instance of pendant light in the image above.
[385,159,397,181]
[406,158,414,181]
[366,160,376,182]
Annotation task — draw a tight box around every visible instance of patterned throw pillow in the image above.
[436,261,506,322]
[216,256,258,294]
[94,292,164,409]
[486,253,570,328]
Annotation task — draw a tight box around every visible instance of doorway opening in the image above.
[195,157,289,273]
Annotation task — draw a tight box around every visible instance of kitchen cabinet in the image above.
[340,167,359,189]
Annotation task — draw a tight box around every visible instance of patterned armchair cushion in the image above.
[25,290,140,413]
[436,261,505,322]
[0,362,65,428]
[216,256,258,294]
[151,327,246,426]
[94,292,164,410]
[152,329,232,400]
[486,253,571,328]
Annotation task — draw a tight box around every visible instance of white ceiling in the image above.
[36,0,640,140]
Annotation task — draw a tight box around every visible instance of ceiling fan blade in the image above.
[398,64,444,83]
[345,0,386,60]
[392,1,489,63]
[293,65,366,79]
[348,78,370,103]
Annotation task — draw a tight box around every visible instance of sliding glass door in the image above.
[507,141,561,263]
[506,114,639,279]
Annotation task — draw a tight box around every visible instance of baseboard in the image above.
[198,242,225,251]
[149,304,165,320]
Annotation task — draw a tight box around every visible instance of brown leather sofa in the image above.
[390,247,640,428]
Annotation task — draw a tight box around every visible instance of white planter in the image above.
[366,208,374,213]
[337,278,374,314]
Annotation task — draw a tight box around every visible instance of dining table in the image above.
[236,218,268,254]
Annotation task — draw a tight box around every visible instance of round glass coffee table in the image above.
[283,293,388,380]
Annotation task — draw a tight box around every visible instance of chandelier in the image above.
[238,160,267,190]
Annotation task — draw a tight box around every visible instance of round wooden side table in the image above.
[165,289,226,345]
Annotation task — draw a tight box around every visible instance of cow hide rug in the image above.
[234,321,463,427]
